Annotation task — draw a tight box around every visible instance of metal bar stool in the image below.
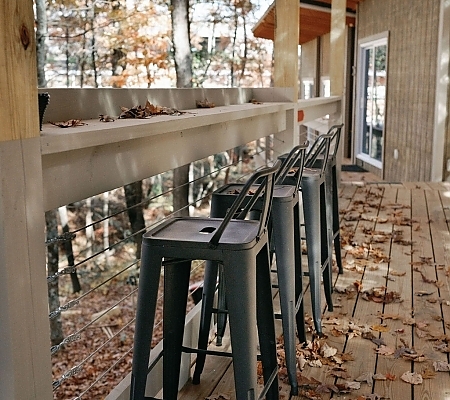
[130,162,281,400]
[280,134,334,336]
[193,144,308,396]
[306,125,344,274]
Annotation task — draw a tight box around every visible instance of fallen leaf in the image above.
[328,368,351,379]
[372,337,387,346]
[400,371,423,384]
[433,360,450,372]
[402,317,415,325]
[297,355,307,370]
[415,290,435,296]
[355,371,373,386]
[320,342,337,358]
[371,324,390,332]
[373,373,387,380]
[49,119,86,128]
[98,114,115,122]
[341,352,355,361]
[345,381,361,390]
[315,383,339,394]
[308,359,323,368]
[390,270,406,276]
[196,99,215,108]
[377,312,400,320]
[385,373,396,381]
[416,321,428,329]
[376,345,395,356]
[421,367,436,379]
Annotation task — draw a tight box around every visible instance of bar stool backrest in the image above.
[305,134,333,175]
[274,142,308,188]
[208,160,281,248]
[328,124,344,158]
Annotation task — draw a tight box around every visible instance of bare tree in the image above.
[35,0,47,87]
[171,0,192,217]
[46,210,64,346]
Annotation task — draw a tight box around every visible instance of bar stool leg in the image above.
[256,244,280,400]
[163,260,192,400]
[223,250,259,400]
[301,180,323,335]
[215,264,227,345]
[294,201,307,343]
[130,249,163,400]
[320,183,333,312]
[271,201,298,396]
[331,164,343,274]
[193,259,219,384]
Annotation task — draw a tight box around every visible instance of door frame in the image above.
[355,31,389,170]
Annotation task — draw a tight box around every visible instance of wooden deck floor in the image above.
[178,181,450,400]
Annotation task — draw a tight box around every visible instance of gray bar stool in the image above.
[130,162,281,400]
[193,144,308,396]
[307,125,344,274]
[280,134,334,335]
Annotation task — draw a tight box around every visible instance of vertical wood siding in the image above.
[358,0,440,181]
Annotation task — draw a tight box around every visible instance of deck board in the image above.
[176,183,450,400]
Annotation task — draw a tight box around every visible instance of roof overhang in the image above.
[253,0,361,45]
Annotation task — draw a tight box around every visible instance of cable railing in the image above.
[47,141,270,399]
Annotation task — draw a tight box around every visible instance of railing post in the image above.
[0,1,53,399]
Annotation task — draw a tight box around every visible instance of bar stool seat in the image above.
[130,163,281,400]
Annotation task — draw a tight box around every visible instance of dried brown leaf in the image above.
[375,345,395,356]
[400,371,423,384]
[371,324,390,332]
[49,119,86,128]
[433,360,450,372]
[355,371,373,386]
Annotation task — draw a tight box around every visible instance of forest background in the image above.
[36,0,274,89]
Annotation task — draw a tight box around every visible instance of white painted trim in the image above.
[432,0,450,181]
[0,138,52,399]
[356,153,382,170]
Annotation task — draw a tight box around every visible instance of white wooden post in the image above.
[273,0,300,152]
[0,1,53,399]
[330,0,346,179]
[330,0,346,98]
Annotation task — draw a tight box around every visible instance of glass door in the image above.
[356,35,388,168]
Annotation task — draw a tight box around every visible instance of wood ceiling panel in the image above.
[253,0,362,43]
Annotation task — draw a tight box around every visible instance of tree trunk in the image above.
[172,164,190,217]
[171,0,192,216]
[124,181,146,257]
[35,0,47,87]
[58,206,82,293]
[46,210,64,346]
[171,0,192,88]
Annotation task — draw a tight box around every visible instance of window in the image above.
[356,33,388,168]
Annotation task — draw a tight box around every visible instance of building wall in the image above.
[357,0,440,181]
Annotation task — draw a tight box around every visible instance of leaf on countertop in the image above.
[99,114,115,122]
[49,119,86,128]
[196,99,215,108]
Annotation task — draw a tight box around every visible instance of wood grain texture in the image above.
[0,1,39,141]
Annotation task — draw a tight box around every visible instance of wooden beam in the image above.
[0,1,53,399]
[273,0,300,102]
[330,0,347,96]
